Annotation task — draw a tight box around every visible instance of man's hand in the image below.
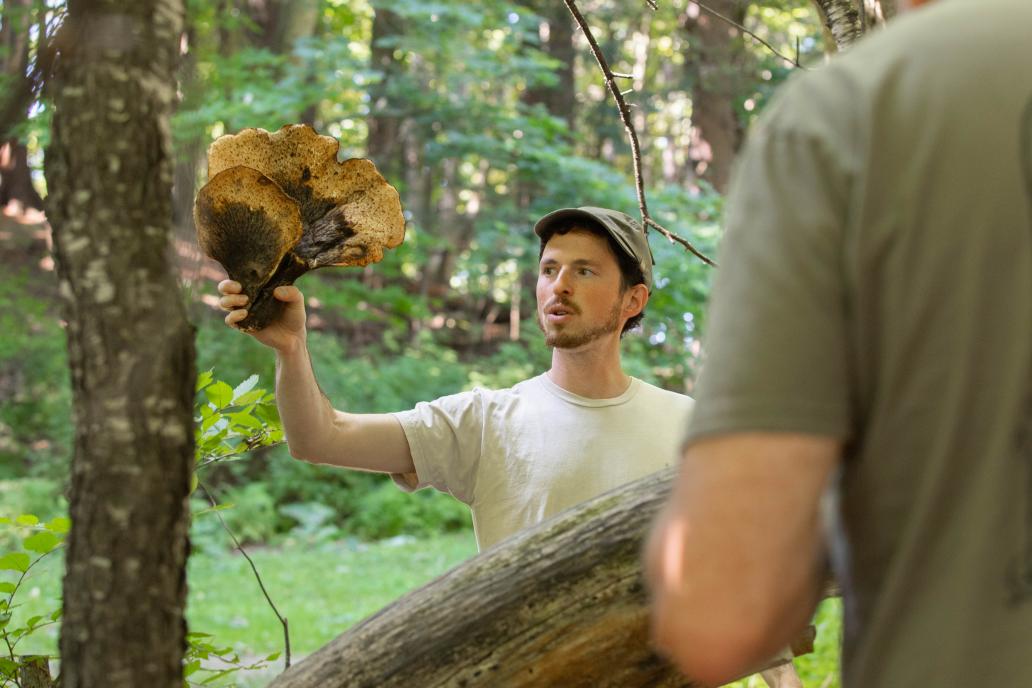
[218,280,307,354]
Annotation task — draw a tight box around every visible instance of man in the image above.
[220,205,805,687]
[217,207,692,550]
[647,0,1032,686]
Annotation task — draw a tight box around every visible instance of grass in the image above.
[4,531,842,687]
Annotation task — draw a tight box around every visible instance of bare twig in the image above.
[198,483,291,670]
[686,0,804,69]
[563,0,716,267]
[645,217,716,266]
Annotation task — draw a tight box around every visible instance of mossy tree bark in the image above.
[268,468,814,688]
[44,1,195,687]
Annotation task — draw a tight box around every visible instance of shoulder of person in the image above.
[634,378,695,406]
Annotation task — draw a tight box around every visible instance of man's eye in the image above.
[541,267,555,276]
[579,268,594,276]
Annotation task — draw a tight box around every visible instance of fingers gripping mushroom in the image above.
[194,124,406,331]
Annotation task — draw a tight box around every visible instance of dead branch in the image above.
[564,0,716,267]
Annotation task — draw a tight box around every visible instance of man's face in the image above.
[536,229,628,349]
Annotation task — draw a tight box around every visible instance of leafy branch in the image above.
[194,372,291,671]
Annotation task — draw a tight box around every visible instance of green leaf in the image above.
[232,374,260,402]
[183,659,202,677]
[46,516,70,534]
[0,552,30,573]
[234,389,265,406]
[195,369,214,392]
[200,413,222,434]
[0,582,15,594]
[206,381,234,408]
[15,514,39,526]
[202,667,240,684]
[186,631,213,640]
[265,652,281,662]
[229,411,262,430]
[50,608,62,621]
[23,531,60,554]
[0,656,17,676]
[26,614,42,628]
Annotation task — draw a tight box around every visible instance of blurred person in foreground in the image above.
[646,0,1032,685]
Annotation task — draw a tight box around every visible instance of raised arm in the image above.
[218,280,415,475]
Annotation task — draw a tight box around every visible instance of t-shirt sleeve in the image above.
[687,87,856,444]
[390,390,485,504]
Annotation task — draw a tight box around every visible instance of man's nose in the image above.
[553,267,574,295]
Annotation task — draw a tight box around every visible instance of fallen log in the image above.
[270,466,818,688]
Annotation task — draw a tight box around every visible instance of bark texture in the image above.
[268,468,814,688]
[812,0,864,51]
[44,2,195,687]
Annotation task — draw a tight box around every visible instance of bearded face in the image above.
[537,299,623,349]
[536,229,630,351]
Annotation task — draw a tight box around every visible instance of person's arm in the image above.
[645,432,838,686]
[219,280,415,475]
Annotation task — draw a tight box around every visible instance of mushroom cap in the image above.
[205,124,405,268]
[194,165,303,298]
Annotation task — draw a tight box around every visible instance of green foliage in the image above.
[194,370,283,480]
[0,514,65,686]
[0,271,71,479]
[349,481,472,540]
[183,632,280,687]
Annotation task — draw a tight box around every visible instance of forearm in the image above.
[647,509,823,684]
[273,340,415,474]
[646,433,837,685]
[274,339,338,461]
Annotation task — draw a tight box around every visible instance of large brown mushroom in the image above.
[194,124,405,331]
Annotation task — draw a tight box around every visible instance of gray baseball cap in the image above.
[533,206,654,290]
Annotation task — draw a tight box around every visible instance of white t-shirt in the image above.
[392,374,694,550]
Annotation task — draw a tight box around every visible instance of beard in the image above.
[537,301,623,349]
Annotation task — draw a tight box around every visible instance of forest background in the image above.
[0,0,844,685]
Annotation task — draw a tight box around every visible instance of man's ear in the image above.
[624,283,649,318]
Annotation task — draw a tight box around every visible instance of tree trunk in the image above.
[811,0,863,51]
[522,0,576,130]
[0,139,44,210]
[268,468,816,688]
[367,3,407,182]
[44,2,195,687]
[0,0,44,210]
[18,656,55,688]
[0,0,33,139]
[682,0,749,193]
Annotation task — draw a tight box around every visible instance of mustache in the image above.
[544,298,580,314]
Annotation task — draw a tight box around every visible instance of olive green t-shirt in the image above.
[687,1,1032,685]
